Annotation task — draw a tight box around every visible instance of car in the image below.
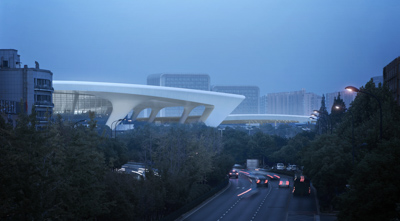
[286,165,292,171]
[276,163,285,170]
[229,169,239,178]
[256,176,269,187]
[290,165,297,171]
[279,178,290,188]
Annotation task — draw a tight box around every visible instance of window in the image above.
[36,78,51,87]
[2,60,8,68]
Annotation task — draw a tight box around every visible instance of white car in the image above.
[276,163,285,170]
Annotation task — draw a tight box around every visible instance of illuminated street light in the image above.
[345,86,382,140]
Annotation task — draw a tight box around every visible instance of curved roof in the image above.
[53,81,245,127]
[223,114,311,124]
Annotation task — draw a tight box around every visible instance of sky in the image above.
[1,0,400,96]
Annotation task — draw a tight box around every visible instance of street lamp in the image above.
[218,127,225,137]
[345,86,382,140]
[73,119,87,128]
[111,118,124,138]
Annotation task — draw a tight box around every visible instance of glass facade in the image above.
[53,91,112,123]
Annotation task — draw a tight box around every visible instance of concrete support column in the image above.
[148,108,162,123]
[198,106,214,123]
[131,107,144,121]
[179,106,195,124]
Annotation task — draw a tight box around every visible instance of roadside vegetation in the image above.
[1,80,399,220]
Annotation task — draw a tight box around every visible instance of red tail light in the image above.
[300,176,305,182]
[257,179,260,184]
[286,181,289,185]
[309,187,311,194]
[264,180,268,184]
[274,175,280,179]
[279,181,282,185]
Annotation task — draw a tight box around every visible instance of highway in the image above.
[180,171,319,221]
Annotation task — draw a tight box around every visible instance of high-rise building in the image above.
[261,90,321,115]
[147,73,210,117]
[0,49,54,127]
[259,95,268,114]
[383,56,400,105]
[212,85,259,114]
[265,90,302,115]
[325,90,356,113]
[304,92,322,116]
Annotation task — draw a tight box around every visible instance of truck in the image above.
[246,159,259,170]
[292,175,311,196]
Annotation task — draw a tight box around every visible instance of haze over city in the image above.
[1,0,400,95]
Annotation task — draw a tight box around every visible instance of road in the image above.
[180,171,319,221]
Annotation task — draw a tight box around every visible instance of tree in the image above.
[330,92,346,132]
[316,95,330,134]
[301,134,352,211]
[338,139,400,221]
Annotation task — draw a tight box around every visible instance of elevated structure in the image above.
[222,114,311,124]
[53,81,245,127]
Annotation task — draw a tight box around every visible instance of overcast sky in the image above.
[1,0,400,95]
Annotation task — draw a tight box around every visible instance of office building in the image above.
[261,90,321,116]
[265,90,302,115]
[0,49,53,127]
[147,73,210,117]
[304,92,322,115]
[383,56,400,105]
[325,91,356,113]
[212,85,259,114]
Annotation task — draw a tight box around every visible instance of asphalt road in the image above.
[180,172,320,221]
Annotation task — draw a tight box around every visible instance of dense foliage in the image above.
[0,113,232,220]
[1,79,399,220]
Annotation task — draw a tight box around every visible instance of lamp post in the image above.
[345,86,382,140]
[73,119,87,128]
[111,118,124,138]
[218,127,225,137]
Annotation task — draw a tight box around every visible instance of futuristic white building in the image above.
[53,81,245,128]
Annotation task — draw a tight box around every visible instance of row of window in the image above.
[35,78,52,87]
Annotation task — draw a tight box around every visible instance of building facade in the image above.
[304,92,322,116]
[261,90,321,116]
[147,73,211,117]
[325,90,356,113]
[212,85,259,114]
[0,49,53,127]
[383,56,400,105]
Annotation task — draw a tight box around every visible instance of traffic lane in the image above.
[221,184,271,221]
[250,179,292,221]
[287,183,318,221]
[183,174,253,221]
